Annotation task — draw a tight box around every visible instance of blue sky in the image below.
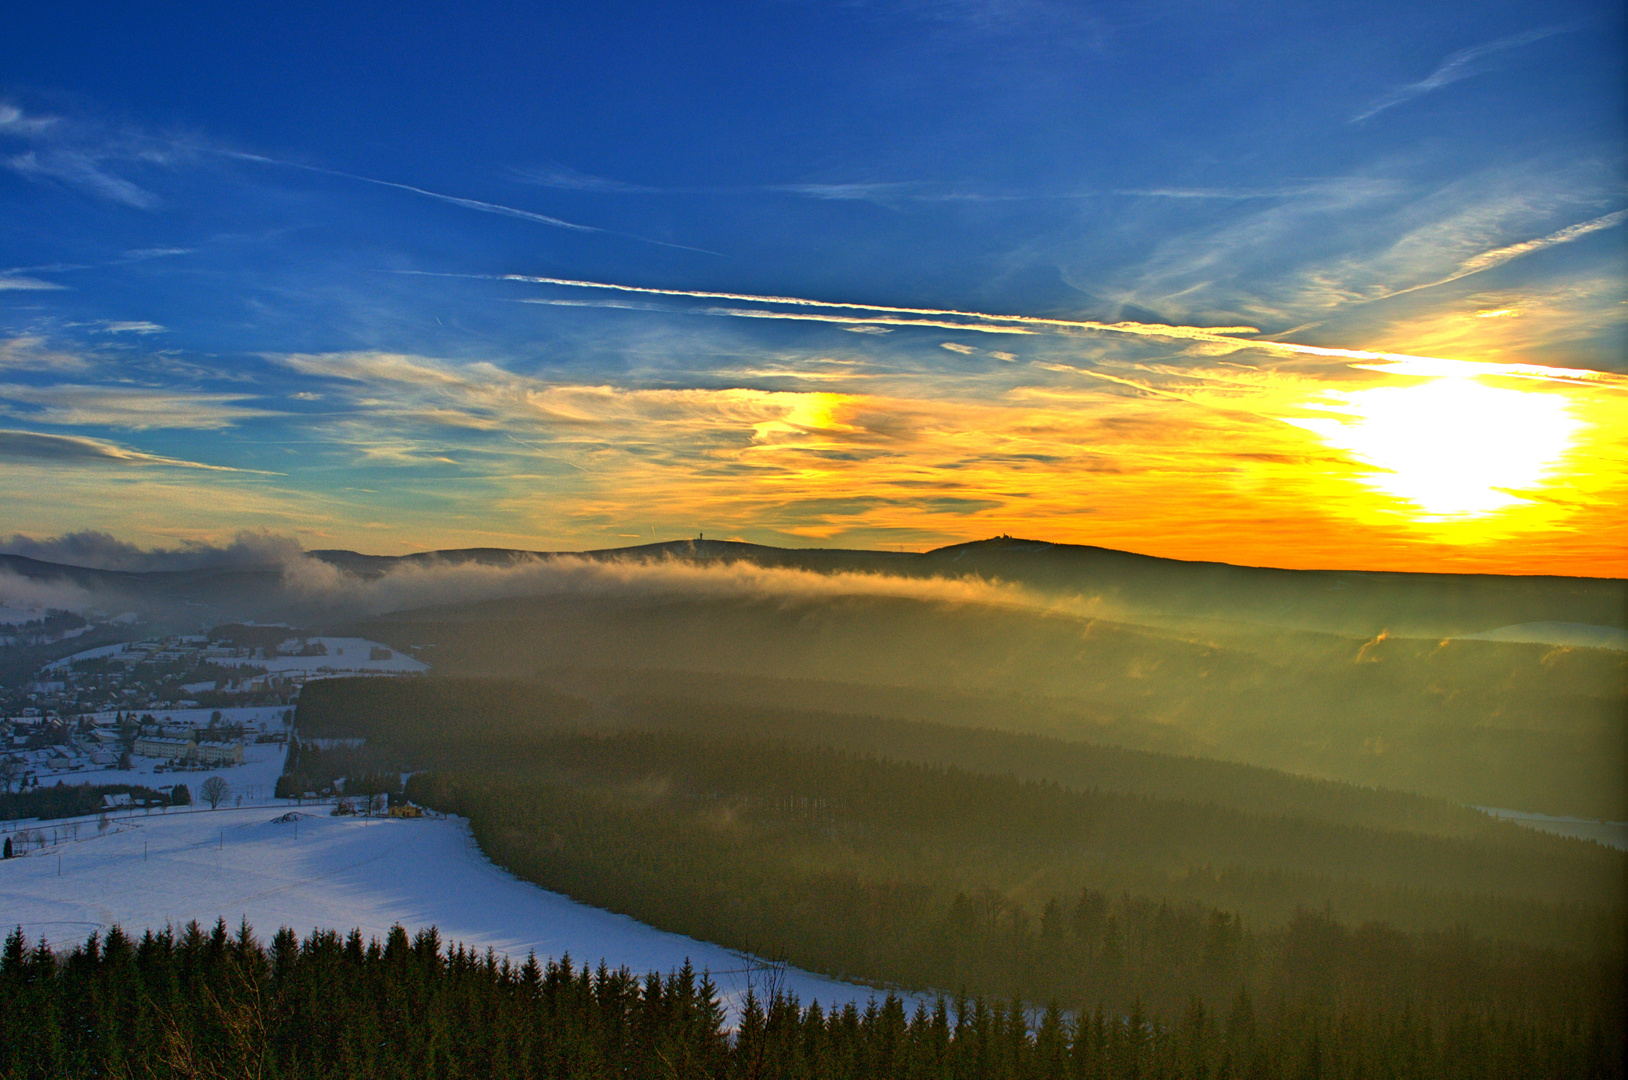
[1,1,1624,572]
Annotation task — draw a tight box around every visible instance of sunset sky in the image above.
[1,1,1623,575]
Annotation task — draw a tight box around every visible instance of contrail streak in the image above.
[1358,209,1628,305]
[517,297,1034,335]
[504,274,1259,334]
[506,276,1627,385]
[1452,209,1627,279]
[210,150,718,253]
[219,150,601,231]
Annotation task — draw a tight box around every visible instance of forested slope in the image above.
[292,677,1623,1026]
[349,585,1627,817]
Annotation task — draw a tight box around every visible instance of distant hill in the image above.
[5,534,1623,639]
[0,551,287,626]
[303,536,1628,637]
[6,536,1624,815]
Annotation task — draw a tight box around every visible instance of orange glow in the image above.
[9,344,1624,577]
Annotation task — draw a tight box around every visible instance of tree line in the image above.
[2,922,1618,1080]
[0,781,185,822]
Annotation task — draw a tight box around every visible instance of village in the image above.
[0,625,425,794]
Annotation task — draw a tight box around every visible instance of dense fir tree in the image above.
[1,921,1619,1079]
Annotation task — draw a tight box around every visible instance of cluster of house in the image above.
[20,635,308,716]
[0,627,420,792]
[16,633,418,723]
[0,711,253,789]
[1,715,122,779]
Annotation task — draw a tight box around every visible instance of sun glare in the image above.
[1286,376,1583,522]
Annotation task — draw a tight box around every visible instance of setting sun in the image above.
[1285,375,1583,521]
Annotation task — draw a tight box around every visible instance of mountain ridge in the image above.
[3,536,1623,637]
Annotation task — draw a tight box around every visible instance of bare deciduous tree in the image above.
[202,776,231,810]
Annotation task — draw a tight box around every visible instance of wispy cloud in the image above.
[0,384,278,430]
[0,337,92,374]
[121,247,193,260]
[1107,186,1359,201]
[510,164,660,193]
[7,149,160,208]
[1087,162,1625,339]
[0,429,272,472]
[774,182,929,201]
[1352,25,1575,123]
[95,320,167,334]
[513,167,949,205]
[0,102,183,208]
[515,167,1352,207]
[0,104,58,136]
[0,249,188,292]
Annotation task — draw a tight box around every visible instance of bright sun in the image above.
[1286,376,1583,521]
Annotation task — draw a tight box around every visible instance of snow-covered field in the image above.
[53,738,289,803]
[0,803,898,1020]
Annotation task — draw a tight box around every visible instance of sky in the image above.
[0,0,1624,575]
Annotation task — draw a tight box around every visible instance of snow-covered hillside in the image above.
[0,803,896,1021]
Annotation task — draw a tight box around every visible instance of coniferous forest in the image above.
[2,921,1619,1080]
[250,675,1628,1076]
